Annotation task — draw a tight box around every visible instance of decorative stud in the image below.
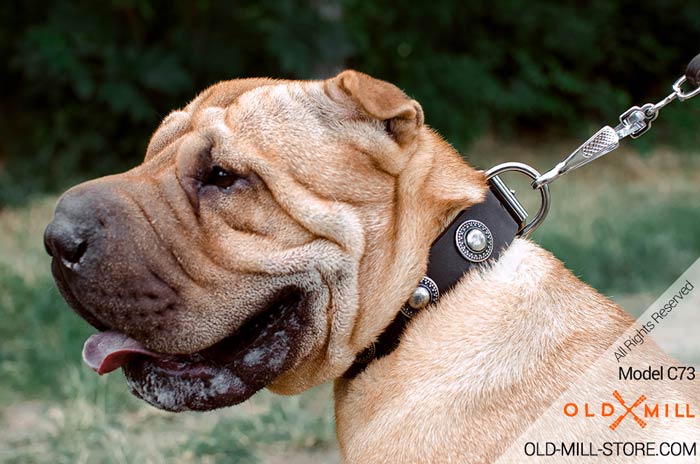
[455,220,493,262]
[466,228,488,252]
[408,286,431,309]
[401,276,439,317]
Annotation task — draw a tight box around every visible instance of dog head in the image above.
[43,70,486,411]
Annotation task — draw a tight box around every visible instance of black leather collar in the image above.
[343,182,523,379]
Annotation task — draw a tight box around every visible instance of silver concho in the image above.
[401,276,439,317]
[455,220,494,262]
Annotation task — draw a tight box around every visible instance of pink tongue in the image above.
[82,331,160,375]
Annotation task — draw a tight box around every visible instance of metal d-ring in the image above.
[485,162,550,237]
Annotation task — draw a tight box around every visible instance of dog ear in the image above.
[334,70,424,146]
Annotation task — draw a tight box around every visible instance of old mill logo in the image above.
[564,391,697,430]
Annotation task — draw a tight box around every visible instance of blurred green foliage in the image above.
[0,0,346,205]
[345,0,700,147]
[2,0,700,206]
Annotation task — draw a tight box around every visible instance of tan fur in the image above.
[56,70,700,462]
[335,240,700,463]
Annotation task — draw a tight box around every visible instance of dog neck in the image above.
[343,182,524,379]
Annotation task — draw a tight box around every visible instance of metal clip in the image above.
[532,126,619,188]
[614,103,657,139]
[532,57,700,189]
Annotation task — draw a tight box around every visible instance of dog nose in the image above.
[44,218,88,264]
[44,188,102,267]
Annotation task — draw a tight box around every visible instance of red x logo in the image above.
[609,390,647,430]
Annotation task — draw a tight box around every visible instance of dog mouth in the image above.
[81,287,309,412]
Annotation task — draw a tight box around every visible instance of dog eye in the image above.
[205,166,240,190]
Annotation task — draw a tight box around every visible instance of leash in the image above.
[344,53,700,379]
[533,52,700,189]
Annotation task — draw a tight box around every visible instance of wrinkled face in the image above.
[43,72,484,411]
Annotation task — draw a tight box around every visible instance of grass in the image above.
[1,141,699,462]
